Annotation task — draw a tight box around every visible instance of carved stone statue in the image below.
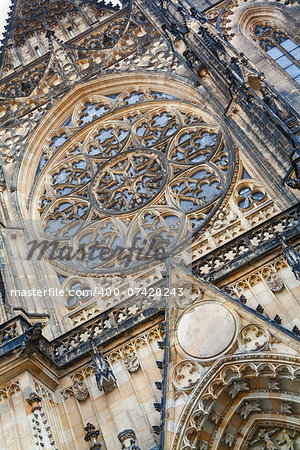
[91,340,116,394]
[239,401,261,419]
[228,380,249,398]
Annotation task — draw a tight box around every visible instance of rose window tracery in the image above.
[32,97,235,274]
[90,150,167,213]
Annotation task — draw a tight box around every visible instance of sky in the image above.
[0,0,12,40]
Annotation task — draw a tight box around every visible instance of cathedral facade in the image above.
[0,0,299,448]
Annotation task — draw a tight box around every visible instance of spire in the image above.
[0,0,121,69]
[279,236,300,280]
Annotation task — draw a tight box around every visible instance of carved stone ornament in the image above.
[172,359,204,391]
[73,381,89,401]
[239,400,261,419]
[84,422,101,449]
[123,353,140,373]
[26,392,42,407]
[118,429,141,450]
[265,273,284,292]
[238,324,269,353]
[223,433,235,447]
[0,166,6,193]
[21,322,43,348]
[91,341,117,394]
[249,427,299,449]
[61,379,89,402]
[280,237,300,280]
[227,380,249,398]
[174,279,204,308]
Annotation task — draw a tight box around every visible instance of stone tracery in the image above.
[171,355,300,450]
[31,96,235,274]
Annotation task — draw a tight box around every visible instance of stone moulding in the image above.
[171,353,300,449]
[193,204,300,280]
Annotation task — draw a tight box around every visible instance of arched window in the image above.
[252,23,300,84]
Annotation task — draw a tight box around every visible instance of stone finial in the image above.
[279,236,300,280]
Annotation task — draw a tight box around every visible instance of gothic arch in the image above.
[213,1,300,106]
[17,72,237,277]
[171,353,300,449]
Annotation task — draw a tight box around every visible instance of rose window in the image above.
[90,150,167,213]
[33,99,235,274]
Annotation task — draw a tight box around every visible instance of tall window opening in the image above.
[253,23,300,84]
[35,46,42,57]
[67,27,75,37]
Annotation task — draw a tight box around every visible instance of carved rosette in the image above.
[172,360,204,391]
[238,324,269,353]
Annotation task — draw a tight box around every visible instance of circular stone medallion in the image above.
[238,324,269,352]
[177,303,236,360]
[90,149,167,214]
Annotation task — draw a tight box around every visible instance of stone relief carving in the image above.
[238,324,269,352]
[173,276,204,308]
[61,380,89,402]
[223,433,235,447]
[123,353,140,373]
[227,380,249,398]
[282,402,293,414]
[239,400,261,419]
[172,360,204,391]
[268,379,280,391]
[249,427,299,450]
[210,410,222,425]
[212,206,237,230]
[265,272,284,292]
